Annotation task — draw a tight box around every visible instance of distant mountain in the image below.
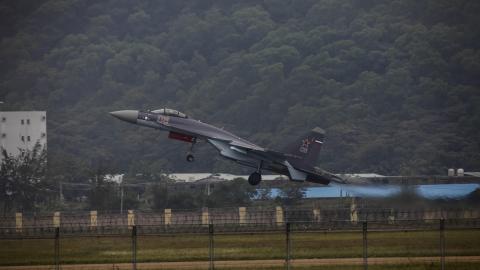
[1,0,479,180]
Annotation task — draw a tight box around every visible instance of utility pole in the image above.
[119,174,124,214]
[440,219,445,270]
[285,222,291,270]
[59,182,64,203]
[209,224,214,270]
[54,227,60,270]
[132,225,137,270]
[120,184,124,214]
[363,221,368,270]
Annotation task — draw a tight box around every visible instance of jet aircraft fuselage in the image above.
[110,108,344,186]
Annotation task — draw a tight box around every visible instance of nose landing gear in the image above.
[186,138,197,162]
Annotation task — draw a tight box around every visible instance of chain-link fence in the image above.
[1,217,479,269]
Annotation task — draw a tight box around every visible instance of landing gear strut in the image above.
[248,161,263,185]
[186,138,197,162]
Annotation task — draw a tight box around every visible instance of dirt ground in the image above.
[1,256,479,270]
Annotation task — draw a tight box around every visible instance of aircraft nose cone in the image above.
[109,110,138,124]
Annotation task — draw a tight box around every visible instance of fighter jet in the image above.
[110,108,346,186]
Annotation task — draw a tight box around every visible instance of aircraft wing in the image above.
[229,140,286,161]
[228,140,264,152]
[208,137,286,161]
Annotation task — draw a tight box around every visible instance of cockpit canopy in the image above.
[151,108,188,118]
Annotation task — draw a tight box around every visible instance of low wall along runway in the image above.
[2,205,479,229]
[1,206,480,270]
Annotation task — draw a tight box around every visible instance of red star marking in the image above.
[302,138,311,148]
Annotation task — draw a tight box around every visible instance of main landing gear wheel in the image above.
[186,138,197,162]
[248,172,262,185]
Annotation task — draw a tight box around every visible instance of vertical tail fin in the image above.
[283,127,325,168]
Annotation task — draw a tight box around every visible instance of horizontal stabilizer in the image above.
[284,161,307,181]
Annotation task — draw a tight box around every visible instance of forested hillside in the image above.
[1,0,479,180]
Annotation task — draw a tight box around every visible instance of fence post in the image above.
[276,206,284,226]
[54,227,60,270]
[132,225,137,270]
[285,222,291,270]
[440,219,445,270]
[128,210,135,229]
[362,221,368,270]
[462,209,472,219]
[164,209,172,226]
[90,211,97,228]
[15,212,22,233]
[313,209,321,222]
[388,209,395,224]
[424,210,435,223]
[209,223,214,270]
[351,198,358,224]
[53,211,61,228]
[202,207,209,226]
[239,207,246,225]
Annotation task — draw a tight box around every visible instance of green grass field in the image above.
[211,264,480,270]
[0,229,479,267]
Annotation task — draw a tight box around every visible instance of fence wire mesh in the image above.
[1,208,480,270]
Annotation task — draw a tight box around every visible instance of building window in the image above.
[27,136,31,142]
[42,116,46,121]
[27,119,30,124]
[41,132,46,138]
[1,133,5,138]
[21,119,24,125]
[21,136,25,142]
[1,117,5,122]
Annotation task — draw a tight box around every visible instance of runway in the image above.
[1,256,479,269]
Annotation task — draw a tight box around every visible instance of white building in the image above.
[165,173,288,183]
[0,111,47,162]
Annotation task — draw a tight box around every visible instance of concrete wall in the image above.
[2,207,479,229]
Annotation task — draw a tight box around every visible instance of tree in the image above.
[276,183,307,205]
[87,165,120,211]
[151,183,200,210]
[205,178,257,207]
[0,143,49,213]
[2,0,479,182]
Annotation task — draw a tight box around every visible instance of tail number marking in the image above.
[299,138,313,154]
